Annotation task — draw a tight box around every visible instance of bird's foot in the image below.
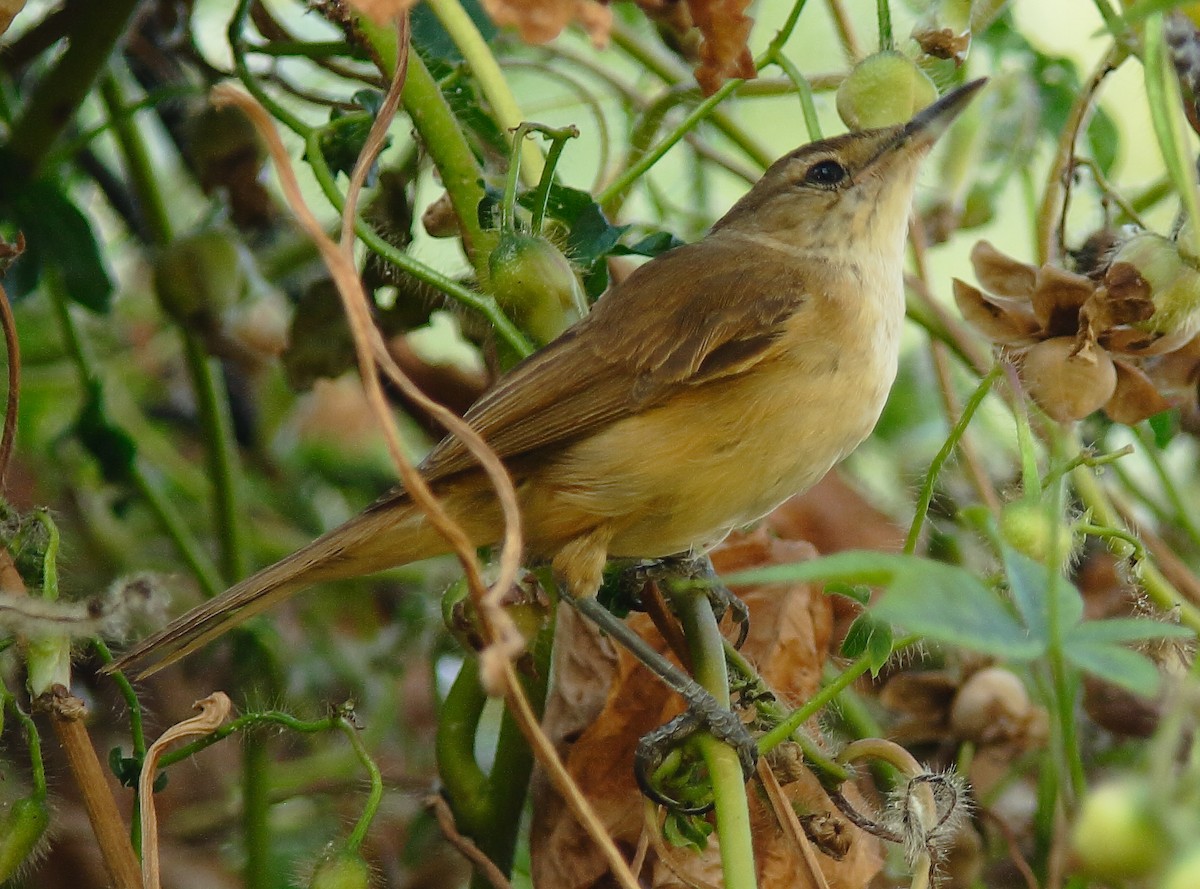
[634,690,758,814]
[613,554,750,649]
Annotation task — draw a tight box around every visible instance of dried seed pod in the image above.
[949,666,1032,742]
[1110,232,1200,342]
[1020,336,1117,422]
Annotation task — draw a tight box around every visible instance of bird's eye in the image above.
[804,159,848,187]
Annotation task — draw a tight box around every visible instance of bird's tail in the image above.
[108,485,498,679]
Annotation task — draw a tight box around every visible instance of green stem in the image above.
[529,126,580,235]
[1,0,140,180]
[905,365,1002,554]
[29,509,59,601]
[1145,13,1200,259]
[180,335,248,583]
[499,124,528,233]
[434,659,491,832]
[92,640,147,758]
[4,693,48,799]
[758,634,919,753]
[599,0,813,214]
[159,711,341,767]
[304,134,534,358]
[229,0,308,135]
[475,616,553,879]
[356,20,496,276]
[97,74,175,247]
[242,734,272,889]
[1131,424,1200,552]
[424,0,542,186]
[774,54,823,140]
[339,718,384,852]
[1072,463,1200,631]
[672,588,756,888]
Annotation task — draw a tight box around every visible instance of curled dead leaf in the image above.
[970,240,1037,298]
[1104,360,1173,425]
[952,279,1040,345]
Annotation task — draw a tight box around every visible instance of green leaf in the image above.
[721,550,917,587]
[1087,106,1121,175]
[1149,410,1179,448]
[612,230,686,258]
[873,560,1044,659]
[1063,641,1164,697]
[663,810,713,853]
[9,178,113,313]
[840,612,894,675]
[823,581,871,606]
[1001,546,1085,647]
[74,383,137,484]
[1066,617,1194,645]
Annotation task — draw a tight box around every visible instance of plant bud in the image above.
[488,231,585,344]
[998,500,1077,567]
[837,51,938,130]
[0,795,50,881]
[1020,336,1116,422]
[1071,778,1166,879]
[310,850,372,889]
[153,230,245,328]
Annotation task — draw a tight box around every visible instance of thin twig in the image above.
[0,280,19,489]
[426,794,514,889]
[756,759,831,889]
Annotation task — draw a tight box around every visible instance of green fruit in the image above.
[310,850,372,889]
[0,795,50,881]
[999,499,1076,566]
[488,231,585,344]
[837,51,939,131]
[1071,779,1167,880]
[153,230,245,328]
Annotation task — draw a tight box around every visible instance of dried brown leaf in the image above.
[952,279,1040,345]
[480,0,612,44]
[531,526,881,888]
[676,0,757,94]
[970,240,1037,298]
[1104,359,1173,424]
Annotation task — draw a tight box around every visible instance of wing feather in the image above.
[414,237,811,485]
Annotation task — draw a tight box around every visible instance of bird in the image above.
[110,79,985,681]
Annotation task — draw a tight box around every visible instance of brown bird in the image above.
[111,79,984,681]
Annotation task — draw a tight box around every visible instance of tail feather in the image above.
[109,492,480,679]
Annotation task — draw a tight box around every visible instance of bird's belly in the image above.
[530,351,896,559]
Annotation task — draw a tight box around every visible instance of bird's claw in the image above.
[633,689,758,815]
[616,555,751,649]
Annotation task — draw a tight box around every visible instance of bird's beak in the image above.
[904,78,988,147]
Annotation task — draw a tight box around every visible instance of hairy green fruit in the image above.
[837,51,938,131]
[0,795,50,881]
[310,850,372,889]
[153,230,245,328]
[1071,779,1166,880]
[488,231,585,345]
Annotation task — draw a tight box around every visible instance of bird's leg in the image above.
[614,554,751,650]
[563,594,757,812]
[554,533,757,810]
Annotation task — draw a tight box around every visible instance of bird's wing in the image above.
[414,237,809,485]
